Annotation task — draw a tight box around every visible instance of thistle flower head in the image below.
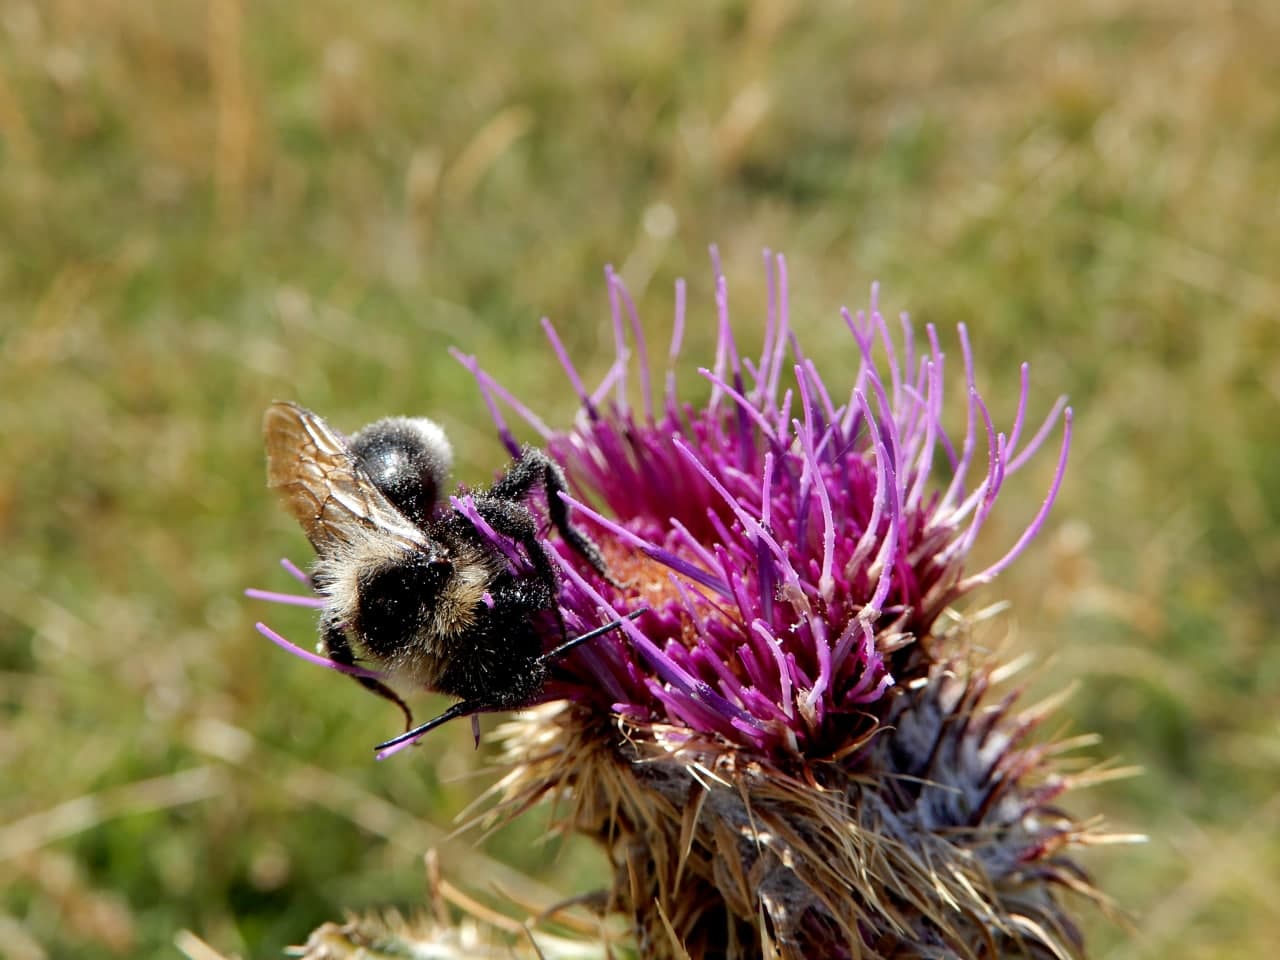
[254,250,1117,958]
[457,252,1111,959]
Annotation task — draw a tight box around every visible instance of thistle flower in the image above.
[455,252,1113,959]
[255,251,1121,959]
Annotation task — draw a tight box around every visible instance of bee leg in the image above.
[473,495,572,642]
[489,447,614,583]
[374,698,481,754]
[538,609,647,666]
[375,612,651,755]
[322,622,415,732]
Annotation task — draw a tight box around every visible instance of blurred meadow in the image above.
[1,1,1277,957]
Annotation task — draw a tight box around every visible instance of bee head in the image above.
[349,416,454,528]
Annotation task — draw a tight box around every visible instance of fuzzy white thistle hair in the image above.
[255,251,1131,959]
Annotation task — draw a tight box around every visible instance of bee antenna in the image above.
[540,608,647,665]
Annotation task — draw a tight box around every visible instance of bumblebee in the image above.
[263,401,624,752]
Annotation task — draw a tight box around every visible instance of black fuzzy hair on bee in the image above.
[264,401,631,753]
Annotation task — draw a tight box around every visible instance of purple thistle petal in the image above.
[449,347,527,458]
[611,268,655,423]
[961,407,1073,589]
[245,587,326,609]
[923,323,961,475]
[1008,392,1069,475]
[1005,362,1033,460]
[279,557,311,585]
[587,356,626,414]
[794,365,836,602]
[664,279,687,420]
[604,266,633,416]
[902,360,941,515]
[540,317,596,416]
[756,248,778,405]
[255,621,389,681]
[698,367,783,445]
[767,254,792,407]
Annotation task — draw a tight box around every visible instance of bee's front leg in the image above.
[490,447,614,583]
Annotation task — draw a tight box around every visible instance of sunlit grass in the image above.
[1,1,1276,957]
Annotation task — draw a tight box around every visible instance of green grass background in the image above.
[2,2,1277,957]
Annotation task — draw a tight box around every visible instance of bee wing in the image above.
[264,401,432,552]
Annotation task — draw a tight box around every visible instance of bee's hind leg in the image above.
[321,622,415,732]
